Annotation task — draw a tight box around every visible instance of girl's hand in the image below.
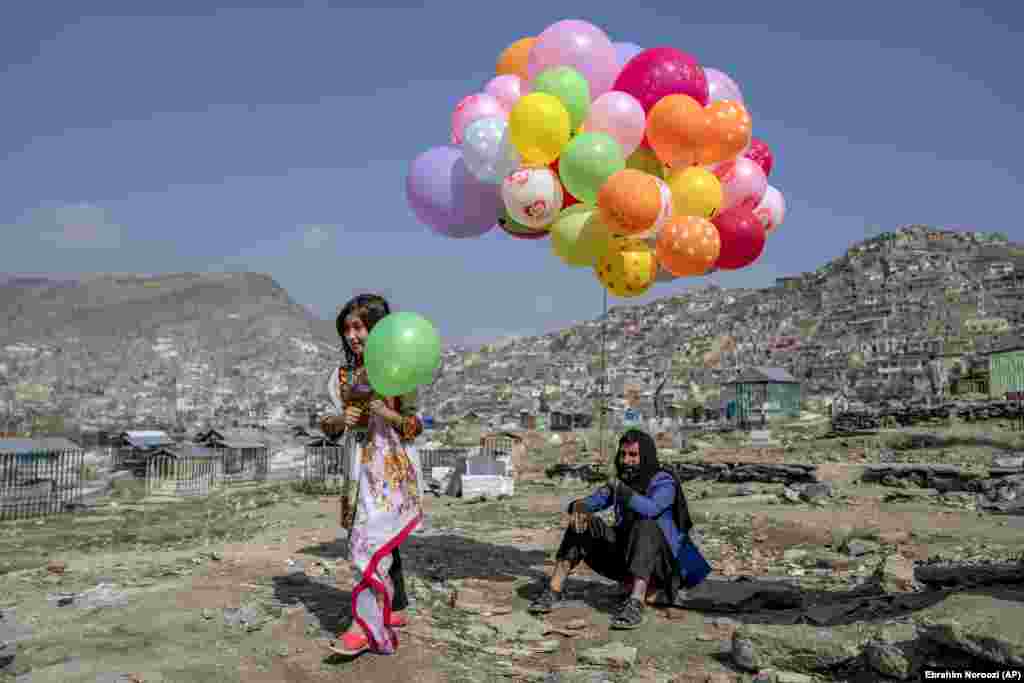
[343,406,363,427]
[368,399,400,423]
[320,415,346,436]
[340,497,354,529]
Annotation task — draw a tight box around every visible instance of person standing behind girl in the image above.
[319,293,424,657]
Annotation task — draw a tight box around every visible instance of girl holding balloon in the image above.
[321,293,426,657]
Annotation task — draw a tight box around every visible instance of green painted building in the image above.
[721,367,802,426]
[987,336,1024,400]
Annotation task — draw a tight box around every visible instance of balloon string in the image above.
[598,286,614,512]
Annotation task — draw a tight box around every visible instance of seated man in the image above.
[528,429,711,629]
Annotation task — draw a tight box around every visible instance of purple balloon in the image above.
[406,146,501,238]
[614,42,644,68]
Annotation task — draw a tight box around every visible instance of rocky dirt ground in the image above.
[2,420,1024,682]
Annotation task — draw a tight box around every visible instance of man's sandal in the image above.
[610,597,647,630]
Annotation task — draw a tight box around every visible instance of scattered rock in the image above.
[918,593,1024,666]
[731,623,866,673]
[975,474,1024,514]
[914,558,1024,588]
[773,673,813,683]
[222,604,263,630]
[781,482,832,504]
[845,540,879,557]
[577,641,637,669]
[993,455,1024,471]
[485,611,546,642]
[671,462,817,485]
[782,548,809,563]
[864,463,983,491]
[48,583,128,610]
[864,639,914,680]
[736,483,758,496]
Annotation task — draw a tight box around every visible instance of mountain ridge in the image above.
[2,224,1022,430]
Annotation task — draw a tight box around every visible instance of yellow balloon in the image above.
[667,166,723,220]
[625,147,666,180]
[509,93,572,166]
[551,205,612,268]
[595,237,658,298]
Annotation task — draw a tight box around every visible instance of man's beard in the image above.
[619,464,642,484]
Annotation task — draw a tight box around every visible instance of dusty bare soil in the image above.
[3,426,1023,682]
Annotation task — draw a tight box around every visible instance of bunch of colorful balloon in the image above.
[405,19,787,298]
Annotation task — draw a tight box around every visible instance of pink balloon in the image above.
[484,74,522,112]
[583,91,646,157]
[715,157,768,212]
[753,185,786,234]
[704,67,744,104]
[527,19,619,98]
[612,47,708,111]
[451,93,506,145]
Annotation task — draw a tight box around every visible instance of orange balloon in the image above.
[646,95,708,168]
[655,215,721,277]
[647,96,754,168]
[597,169,672,236]
[497,37,536,81]
[698,100,752,166]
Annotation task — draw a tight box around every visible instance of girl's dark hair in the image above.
[336,293,391,368]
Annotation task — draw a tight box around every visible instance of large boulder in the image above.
[918,593,1024,667]
[731,622,866,672]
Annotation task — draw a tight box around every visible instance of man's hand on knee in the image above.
[569,500,591,533]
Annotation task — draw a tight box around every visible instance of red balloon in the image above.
[712,206,765,270]
[612,47,709,111]
[744,138,774,177]
[550,159,580,208]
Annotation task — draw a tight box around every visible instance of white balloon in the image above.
[500,167,563,229]
[753,185,786,233]
[462,117,521,184]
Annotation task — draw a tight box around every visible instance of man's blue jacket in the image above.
[574,470,711,588]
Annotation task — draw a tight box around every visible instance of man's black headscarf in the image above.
[615,429,660,492]
[614,429,693,534]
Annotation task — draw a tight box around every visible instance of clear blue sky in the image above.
[2,1,1021,346]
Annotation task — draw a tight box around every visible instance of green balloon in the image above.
[626,147,666,179]
[531,66,591,130]
[365,312,441,397]
[558,132,625,205]
[551,205,611,268]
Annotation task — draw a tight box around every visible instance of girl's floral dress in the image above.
[327,365,423,654]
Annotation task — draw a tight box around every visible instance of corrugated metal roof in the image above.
[0,438,82,455]
[123,434,174,448]
[755,366,798,383]
[986,335,1024,355]
[724,366,799,384]
[217,441,268,450]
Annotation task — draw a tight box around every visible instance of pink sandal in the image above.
[328,630,369,656]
